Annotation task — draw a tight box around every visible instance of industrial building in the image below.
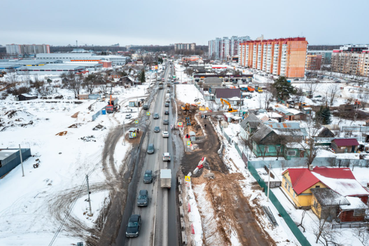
[331,44,369,76]
[16,64,87,75]
[239,37,308,78]
[36,53,128,66]
[0,148,31,178]
[6,44,50,55]
[174,43,196,51]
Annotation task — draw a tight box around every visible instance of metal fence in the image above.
[194,83,204,96]
[248,162,311,246]
[342,126,369,132]
[92,107,105,121]
[332,222,369,229]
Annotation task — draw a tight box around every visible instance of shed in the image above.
[339,197,368,222]
[331,138,359,153]
[0,148,31,177]
[311,188,349,221]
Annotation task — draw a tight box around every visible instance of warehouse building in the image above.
[16,64,86,75]
[36,53,129,66]
[0,148,31,178]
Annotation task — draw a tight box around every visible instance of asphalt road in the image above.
[115,63,180,246]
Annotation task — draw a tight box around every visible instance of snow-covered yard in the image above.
[0,84,149,245]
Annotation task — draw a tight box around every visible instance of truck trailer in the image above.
[160,169,171,188]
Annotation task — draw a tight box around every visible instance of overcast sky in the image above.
[1,0,367,46]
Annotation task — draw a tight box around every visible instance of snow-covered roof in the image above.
[313,172,369,197]
[311,188,350,206]
[340,197,368,210]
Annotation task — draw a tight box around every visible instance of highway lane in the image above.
[125,64,172,246]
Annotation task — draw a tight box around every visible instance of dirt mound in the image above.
[68,123,83,128]
[71,112,79,118]
[56,131,67,136]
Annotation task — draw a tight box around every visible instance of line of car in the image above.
[126,74,172,238]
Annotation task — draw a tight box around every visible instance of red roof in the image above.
[283,167,357,195]
[283,168,320,195]
[332,138,359,147]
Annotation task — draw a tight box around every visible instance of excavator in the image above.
[106,95,119,113]
[220,98,238,113]
[181,103,190,112]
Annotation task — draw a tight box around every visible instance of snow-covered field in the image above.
[0,83,149,245]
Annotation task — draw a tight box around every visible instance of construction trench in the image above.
[176,99,278,246]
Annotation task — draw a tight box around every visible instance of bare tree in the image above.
[327,85,339,106]
[61,71,82,99]
[305,80,320,97]
[314,205,341,246]
[353,227,369,246]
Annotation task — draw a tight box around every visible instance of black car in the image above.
[143,170,153,183]
[153,113,159,119]
[163,119,169,125]
[137,190,149,207]
[164,110,169,115]
[147,143,155,154]
[165,103,169,107]
[126,214,141,238]
[154,126,160,133]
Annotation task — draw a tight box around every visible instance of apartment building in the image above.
[208,36,250,60]
[174,43,196,51]
[306,55,322,70]
[6,44,50,55]
[331,44,369,76]
[239,37,308,78]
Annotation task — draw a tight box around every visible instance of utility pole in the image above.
[86,175,92,216]
[19,144,24,177]
[122,120,125,146]
[267,163,271,202]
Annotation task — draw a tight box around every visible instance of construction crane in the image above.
[220,98,238,113]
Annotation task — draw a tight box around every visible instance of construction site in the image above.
[174,93,281,245]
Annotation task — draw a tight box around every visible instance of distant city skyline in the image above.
[1,0,368,47]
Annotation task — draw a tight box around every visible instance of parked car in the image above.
[165,103,169,107]
[162,131,169,138]
[163,152,171,162]
[147,143,155,154]
[137,190,149,207]
[125,214,141,238]
[153,113,159,119]
[143,170,153,183]
[125,114,132,119]
[163,119,169,125]
[164,110,169,115]
[154,126,160,133]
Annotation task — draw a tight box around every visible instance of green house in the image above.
[251,122,310,160]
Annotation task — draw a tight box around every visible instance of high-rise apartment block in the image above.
[6,44,50,55]
[239,37,308,78]
[331,44,369,76]
[174,43,196,51]
[306,55,322,70]
[208,36,251,60]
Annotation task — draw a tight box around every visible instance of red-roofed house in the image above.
[331,138,359,153]
[282,166,369,209]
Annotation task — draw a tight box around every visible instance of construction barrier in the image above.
[191,224,195,234]
[188,202,191,212]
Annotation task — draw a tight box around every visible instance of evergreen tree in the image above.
[140,70,146,83]
[316,106,331,125]
[272,76,296,101]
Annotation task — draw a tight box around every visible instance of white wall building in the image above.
[36,53,128,66]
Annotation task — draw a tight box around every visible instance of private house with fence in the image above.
[250,122,309,160]
[282,167,369,222]
[239,113,262,140]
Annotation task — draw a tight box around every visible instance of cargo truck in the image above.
[160,169,171,188]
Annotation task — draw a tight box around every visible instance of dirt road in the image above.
[181,117,275,246]
[181,117,228,175]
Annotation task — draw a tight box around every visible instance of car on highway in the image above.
[125,114,132,119]
[164,110,169,115]
[147,143,155,154]
[163,119,169,125]
[125,214,141,238]
[154,126,160,133]
[153,113,159,119]
[174,82,179,84]
[162,131,169,138]
[163,152,171,162]
[137,190,149,207]
[143,170,153,183]
[165,103,169,107]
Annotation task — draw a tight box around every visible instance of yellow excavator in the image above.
[220,98,238,113]
[181,103,190,112]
